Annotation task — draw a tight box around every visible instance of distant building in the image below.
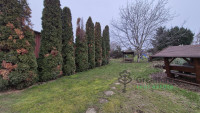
[34,31,41,58]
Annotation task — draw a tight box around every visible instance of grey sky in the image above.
[29,0,200,40]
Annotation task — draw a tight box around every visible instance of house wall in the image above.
[34,31,41,58]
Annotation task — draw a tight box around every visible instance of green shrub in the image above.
[62,7,76,75]
[75,18,88,72]
[104,26,110,64]
[94,22,102,67]
[0,0,38,90]
[86,17,95,69]
[102,26,110,65]
[38,0,63,81]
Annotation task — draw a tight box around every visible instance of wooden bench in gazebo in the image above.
[151,45,200,85]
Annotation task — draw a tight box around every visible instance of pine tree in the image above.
[0,0,38,90]
[94,22,102,67]
[38,0,63,81]
[75,18,88,72]
[86,17,95,69]
[102,31,106,65]
[62,7,75,76]
[104,25,110,64]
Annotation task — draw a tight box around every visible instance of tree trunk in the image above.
[137,49,141,62]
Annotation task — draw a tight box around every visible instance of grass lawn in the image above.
[0,59,200,113]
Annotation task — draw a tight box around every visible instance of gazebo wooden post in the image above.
[193,58,200,84]
[164,57,173,78]
[123,53,125,62]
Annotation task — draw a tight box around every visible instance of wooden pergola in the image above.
[122,50,134,63]
[151,45,200,85]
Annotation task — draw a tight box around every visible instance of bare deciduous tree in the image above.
[194,32,200,45]
[111,0,173,62]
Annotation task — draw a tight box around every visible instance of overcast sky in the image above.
[29,0,200,40]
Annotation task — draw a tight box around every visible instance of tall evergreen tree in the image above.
[75,18,88,72]
[86,17,95,69]
[62,7,75,75]
[0,0,38,90]
[151,26,194,53]
[38,0,63,81]
[102,35,106,65]
[104,25,110,64]
[94,22,102,67]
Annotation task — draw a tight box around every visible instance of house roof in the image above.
[151,45,200,58]
[34,30,41,34]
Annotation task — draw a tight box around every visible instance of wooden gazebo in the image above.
[122,50,134,63]
[151,45,200,84]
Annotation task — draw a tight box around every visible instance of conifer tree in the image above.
[38,0,63,81]
[102,32,106,65]
[86,17,95,69]
[94,22,102,67]
[0,0,38,90]
[75,18,88,72]
[62,7,75,75]
[104,25,110,64]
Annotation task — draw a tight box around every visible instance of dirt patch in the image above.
[150,72,200,93]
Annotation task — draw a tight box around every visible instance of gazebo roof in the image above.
[152,45,200,58]
[122,50,134,54]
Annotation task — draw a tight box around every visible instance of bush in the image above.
[0,0,38,90]
[38,0,63,81]
[94,22,102,67]
[86,17,95,69]
[62,7,76,75]
[110,46,123,59]
[75,18,88,72]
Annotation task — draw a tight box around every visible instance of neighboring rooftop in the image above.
[151,45,200,58]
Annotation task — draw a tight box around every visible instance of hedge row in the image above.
[0,0,110,91]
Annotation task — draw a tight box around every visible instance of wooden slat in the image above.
[194,58,200,84]
[182,58,192,65]
[169,65,195,73]
[171,71,196,79]
[169,58,175,64]
[167,77,200,86]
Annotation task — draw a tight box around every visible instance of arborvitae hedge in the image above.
[94,22,102,67]
[0,0,38,90]
[38,0,63,81]
[102,32,106,65]
[104,25,110,64]
[62,7,76,76]
[75,18,88,72]
[86,17,95,69]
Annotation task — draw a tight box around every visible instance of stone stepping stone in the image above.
[99,98,108,104]
[104,91,114,96]
[86,108,96,113]
[115,82,120,85]
[111,87,116,90]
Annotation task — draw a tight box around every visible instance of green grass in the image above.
[0,59,200,113]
